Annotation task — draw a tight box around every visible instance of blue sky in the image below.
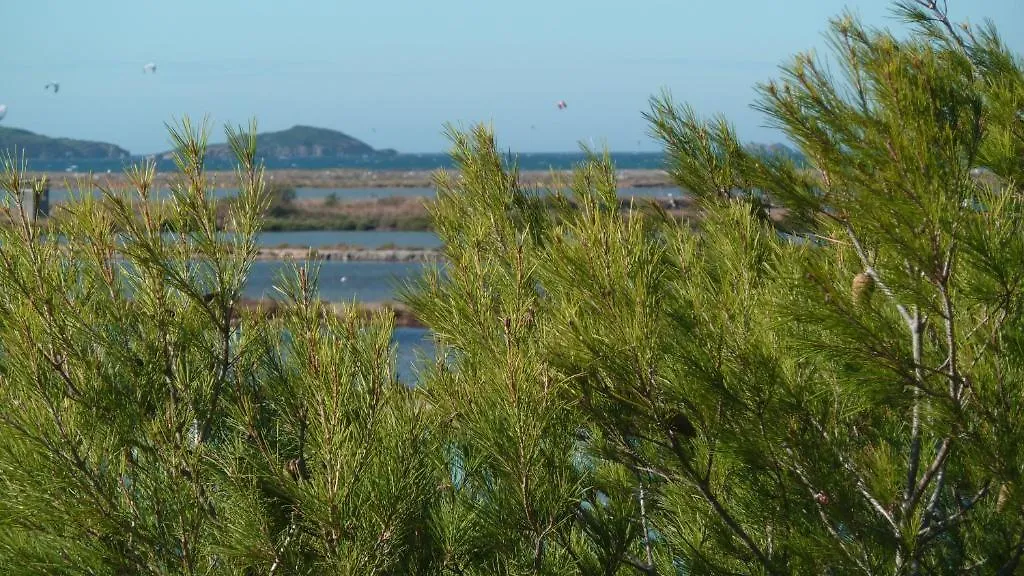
[2,0,1021,154]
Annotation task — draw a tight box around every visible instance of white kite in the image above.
[0,105,7,121]
[143,62,157,74]
[44,82,60,94]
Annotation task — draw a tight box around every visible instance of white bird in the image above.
[44,82,60,94]
[143,62,157,74]
[340,276,348,283]
[0,105,7,121]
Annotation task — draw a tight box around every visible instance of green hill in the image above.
[193,125,394,160]
[0,127,130,160]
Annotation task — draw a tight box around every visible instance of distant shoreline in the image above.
[28,168,674,191]
[34,191,696,234]
[240,298,424,328]
[254,246,441,263]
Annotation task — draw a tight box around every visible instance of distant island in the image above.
[0,124,394,162]
[159,125,398,161]
[0,127,130,161]
[744,142,806,165]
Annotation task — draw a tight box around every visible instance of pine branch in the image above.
[996,535,1024,576]
[843,223,913,326]
[625,554,658,575]
[917,480,992,544]
[806,417,901,537]
[668,436,778,574]
[269,511,300,574]
[905,0,968,50]
[904,309,926,522]
[197,294,235,444]
[636,483,657,575]
[909,438,952,515]
[786,453,874,575]
[938,281,964,402]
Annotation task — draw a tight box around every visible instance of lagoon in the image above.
[243,262,434,383]
[257,230,441,249]
[244,260,426,302]
[394,327,433,383]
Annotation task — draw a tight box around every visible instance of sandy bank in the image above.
[255,246,442,263]
[239,298,424,327]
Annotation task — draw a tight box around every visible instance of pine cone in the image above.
[852,272,875,306]
[997,482,1011,512]
[285,457,310,482]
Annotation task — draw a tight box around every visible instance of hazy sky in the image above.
[3,0,1021,154]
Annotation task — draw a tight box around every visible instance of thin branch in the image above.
[937,282,963,402]
[921,457,947,527]
[907,438,952,515]
[268,511,299,574]
[625,554,658,575]
[844,224,912,326]
[996,535,1024,576]
[786,453,874,574]
[807,417,901,537]
[198,295,235,444]
[904,309,925,519]
[918,480,992,544]
[637,483,657,574]
[668,436,778,574]
[909,0,968,50]
[963,306,999,343]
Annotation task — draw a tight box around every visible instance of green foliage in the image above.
[1,3,1023,575]
[0,120,440,575]
[267,182,298,217]
[404,4,1024,574]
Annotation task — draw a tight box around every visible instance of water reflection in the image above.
[244,260,426,302]
[394,327,433,384]
[256,230,440,249]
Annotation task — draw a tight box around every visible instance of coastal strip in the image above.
[239,298,424,328]
[254,246,441,262]
[30,168,673,191]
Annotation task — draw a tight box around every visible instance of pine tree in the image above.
[406,2,1024,574]
[403,127,652,575]
[0,1,1022,574]
[0,121,440,574]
